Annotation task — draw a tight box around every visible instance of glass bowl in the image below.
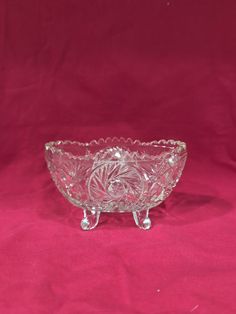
[45,137,187,230]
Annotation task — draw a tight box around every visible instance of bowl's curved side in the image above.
[45,145,93,208]
[160,148,187,197]
[134,148,187,207]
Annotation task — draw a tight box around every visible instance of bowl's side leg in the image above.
[132,209,151,230]
[81,209,101,230]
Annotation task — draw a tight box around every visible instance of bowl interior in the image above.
[46,137,186,160]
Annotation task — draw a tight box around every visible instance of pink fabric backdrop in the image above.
[0,0,236,313]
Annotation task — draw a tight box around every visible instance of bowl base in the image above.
[80,210,100,230]
[80,208,151,231]
[133,209,151,230]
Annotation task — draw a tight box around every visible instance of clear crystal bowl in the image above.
[45,137,187,230]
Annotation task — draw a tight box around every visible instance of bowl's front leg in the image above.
[81,209,101,231]
[132,209,151,230]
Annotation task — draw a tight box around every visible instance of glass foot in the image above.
[133,209,151,230]
[81,209,100,230]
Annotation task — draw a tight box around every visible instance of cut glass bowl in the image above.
[45,137,187,230]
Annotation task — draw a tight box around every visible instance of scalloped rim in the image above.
[45,137,187,161]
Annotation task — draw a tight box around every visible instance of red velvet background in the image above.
[0,1,236,313]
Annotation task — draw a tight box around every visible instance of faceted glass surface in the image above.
[45,138,187,230]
